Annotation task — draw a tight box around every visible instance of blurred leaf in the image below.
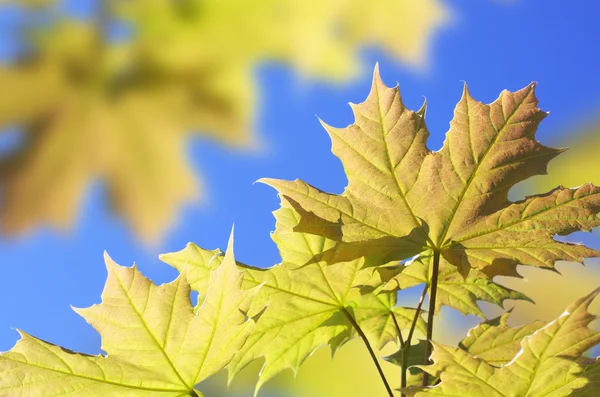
[0,235,260,396]
[0,22,201,243]
[531,123,600,190]
[0,0,55,6]
[117,0,448,79]
[0,0,448,242]
[412,289,600,396]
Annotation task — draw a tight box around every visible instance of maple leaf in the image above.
[384,339,430,382]
[378,253,530,317]
[0,235,259,396]
[161,197,426,392]
[458,311,545,366]
[262,65,600,280]
[0,22,201,243]
[410,288,600,396]
[117,0,447,79]
[0,0,447,242]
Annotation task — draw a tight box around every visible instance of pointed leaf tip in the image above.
[417,97,428,117]
[373,62,380,75]
[581,286,600,304]
[223,228,238,268]
[103,251,119,271]
[461,81,471,98]
[371,62,384,87]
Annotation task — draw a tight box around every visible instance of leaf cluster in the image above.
[1,68,599,396]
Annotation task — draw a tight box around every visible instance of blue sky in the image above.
[0,0,599,391]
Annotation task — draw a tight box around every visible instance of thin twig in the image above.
[343,308,394,397]
[407,285,428,344]
[422,251,441,387]
[400,284,428,396]
[391,312,405,348]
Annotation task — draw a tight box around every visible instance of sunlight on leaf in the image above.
[263,66,600,316]
[161,197,426,393]
[0,236,259,396]
[412,289,600,396]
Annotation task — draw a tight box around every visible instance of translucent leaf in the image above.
[412,289,600,396]
[381,254,530,317]
[161,198,426,392]
[0,236,258,396]
[262,66,600,312]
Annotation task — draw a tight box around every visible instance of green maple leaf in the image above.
[262,65,600,300]
[411,288,600,396]
[384,307,546,389]
[378,254,529,316]
[0,236,259,396]
[161,197,426,392]
[384,339,429,375]
[458,311,545,366]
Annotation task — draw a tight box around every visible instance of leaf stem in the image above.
[391,312,405,348]
[343,308,394,397]
[422,250,441,387]
[400,284,428,396]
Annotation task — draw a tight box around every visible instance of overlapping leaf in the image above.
[379,254,529,317]
[458,311,545,366]
[0,237,258,396]
[411,288,600,396]
[263,66,600,282]
[161,198,426,392]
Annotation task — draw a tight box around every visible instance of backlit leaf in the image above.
[411,288,600,396]
[381,254,530,317]
[458,311,545,366]
[262,66,600,301]
[161,198,426,392]
[0,235,259,396]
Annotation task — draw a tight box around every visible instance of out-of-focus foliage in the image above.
[0,0,448,242]
[532,123,600,189]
